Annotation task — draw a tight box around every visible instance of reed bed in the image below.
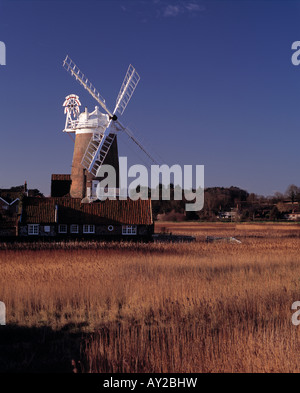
[0,223,300,372]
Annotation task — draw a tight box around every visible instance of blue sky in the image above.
[1,0,300,196]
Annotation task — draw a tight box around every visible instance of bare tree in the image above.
[285,184,300,213]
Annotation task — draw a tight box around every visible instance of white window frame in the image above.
[70,224,79,234]
[28,224,39,235]
[122,225,137,235]
[83,225,95,234]
[58,224,68,234]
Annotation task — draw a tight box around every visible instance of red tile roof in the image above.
[23,200,56,224]
[21,197,153,225]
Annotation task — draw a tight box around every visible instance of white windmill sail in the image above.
[115,64,140,115]
[81,131,116,177]
[63,55,114,119]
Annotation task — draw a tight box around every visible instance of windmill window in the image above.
[58,224,67,234]
[70,224,79,234]
[83,225,95,234]
[108,225,114,232]
[44,226,50,233]
[122,225,137,235]
[28,224,39,235]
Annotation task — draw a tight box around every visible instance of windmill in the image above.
[62,55,158,200]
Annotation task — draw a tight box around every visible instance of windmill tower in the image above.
[62,56,157,201]
[63,94,119,199]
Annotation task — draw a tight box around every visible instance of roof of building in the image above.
[20,197,153,225]
[51,174,71,181]
[0,196,20,205]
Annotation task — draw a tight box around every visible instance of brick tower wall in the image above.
[70,133,92,198]
[70,133,120,199]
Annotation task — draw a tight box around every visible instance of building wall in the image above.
[138,224,154,236]
[18,225,56,237]
[51,179,71,197]
[18,223,154,237]
[0,227,17,236]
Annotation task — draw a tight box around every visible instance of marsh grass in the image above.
[1,223,300,372]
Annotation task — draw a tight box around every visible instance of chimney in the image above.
[24,181,28,196]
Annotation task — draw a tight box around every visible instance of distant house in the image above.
[18,197,154,238]
[218,210,238,220]
[284,212,300,221]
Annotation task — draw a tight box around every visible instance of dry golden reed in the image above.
[1,222,300,372]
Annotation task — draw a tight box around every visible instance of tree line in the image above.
[2,184,300,222]
[152,184,300,221]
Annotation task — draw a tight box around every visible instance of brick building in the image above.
[18,197,153,238]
